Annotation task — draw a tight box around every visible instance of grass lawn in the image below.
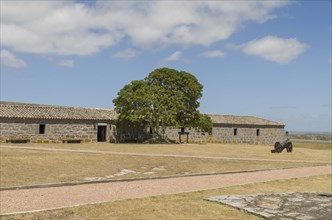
[0,148,320,187]
[2,174,331,220]
[3,141,331,162]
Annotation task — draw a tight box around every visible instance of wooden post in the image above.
[178,132,182,143]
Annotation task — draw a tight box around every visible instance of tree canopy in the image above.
[113,68,212,142]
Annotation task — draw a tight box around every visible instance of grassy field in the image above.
[293,141,331,151]
[0,147,320,187]
[3,141,331,162]
[289,132,331,141]
[2,174,331,220]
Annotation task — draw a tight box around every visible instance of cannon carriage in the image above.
[271,138,293,153]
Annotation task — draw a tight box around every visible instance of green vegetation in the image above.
[2,174,331,220]
[113,68,212,142]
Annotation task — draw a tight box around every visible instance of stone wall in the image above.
[210,126,285,145]
[0,118,285,145]
[165,127,284,145]
[166,128,209,143]
[0,118,115,143]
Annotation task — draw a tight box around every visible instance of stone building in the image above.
[0,103,117,143]
[0,102,285,145]
[208,114,285,145]
[165,115,285,144]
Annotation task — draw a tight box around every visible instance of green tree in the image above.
[113,68,212,142]
[195,114,213,134]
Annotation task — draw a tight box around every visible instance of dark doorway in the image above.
[97,126,107,142]
[39,124,45,134]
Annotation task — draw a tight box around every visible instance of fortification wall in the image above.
[165,128,209,143]
[165,127,284,145]
[0,119,114,143]
[1,119,285,145]
[210,127,285,145]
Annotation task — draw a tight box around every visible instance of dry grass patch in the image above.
[3,174,331,220]
[3,142,332,162]
[293,141,331,151]
[0,148,321,187]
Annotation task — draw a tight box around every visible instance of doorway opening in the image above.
[97,125,107,142]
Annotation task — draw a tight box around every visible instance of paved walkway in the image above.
[1,145,330,164]
[1,165,331,215]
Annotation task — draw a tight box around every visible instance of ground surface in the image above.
[0,142,331,219]
[208,192,332,219]
[2,143,329,187]
[1,174,331,220]
[0,165,330,215]
[1,146,321,187]
[2,141,331,161]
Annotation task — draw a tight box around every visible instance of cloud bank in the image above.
[112,48,137,60]
[1,1,290,56]
[239,36,308,64]
[201,50,226,58]
[164,51,183,63]
[0,50,27,68]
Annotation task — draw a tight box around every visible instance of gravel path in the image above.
[1,165,331,215]
[1,145,330,164]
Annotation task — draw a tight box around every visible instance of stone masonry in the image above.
[0,103,286,144]
[1,121,284,145]
[210,127,285,145]
[0,119,115,143]
[163,126,285,145]
[165,128,209,143]
[207,192,332,220]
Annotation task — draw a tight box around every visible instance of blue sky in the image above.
[1,1,331,132]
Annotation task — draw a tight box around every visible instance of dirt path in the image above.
[1,165,331,215]
[1,145,330,164]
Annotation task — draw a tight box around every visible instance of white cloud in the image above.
[58,60,75,68]
[164,51,182,63]
[0,50,27,68]
[0,1,291,56]
[112,48,137,59]
[238,36,308,64]
[201,50,225,58]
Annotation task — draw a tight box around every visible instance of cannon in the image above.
[271,139,293,153]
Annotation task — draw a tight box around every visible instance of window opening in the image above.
[256,129,260,136]
[39,124,45,134]
[234,128,237,136]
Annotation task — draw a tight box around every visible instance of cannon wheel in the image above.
[274,142,281,149]
[287,143,293,152]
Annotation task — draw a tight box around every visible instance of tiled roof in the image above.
[0,102,284,126]
[0,103,117,121]
[209,114,284,126]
